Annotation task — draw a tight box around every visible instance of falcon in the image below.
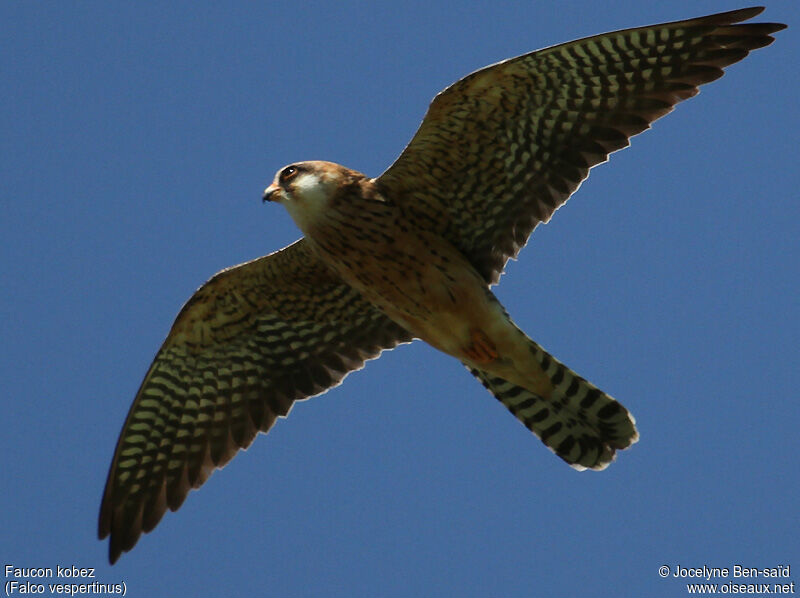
[99,7,785,563]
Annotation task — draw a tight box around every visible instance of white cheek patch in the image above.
[283,172,330,233]
[293,173,328,205]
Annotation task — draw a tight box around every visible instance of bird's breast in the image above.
[307,203,490,349]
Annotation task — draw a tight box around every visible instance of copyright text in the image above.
[658,564,794,595]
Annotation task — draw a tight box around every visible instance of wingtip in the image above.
[681,6,783,30]
[711,6,765,23]
[703,6,787,33]
[738,6,765,18]
[108,544,122,566]
[98,495,111,540]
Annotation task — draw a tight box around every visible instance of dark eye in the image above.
[279,165,298,183]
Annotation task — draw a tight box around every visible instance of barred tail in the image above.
[467,341,638,470]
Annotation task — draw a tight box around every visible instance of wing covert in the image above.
[376,7,785,284]
[99,239,411,563]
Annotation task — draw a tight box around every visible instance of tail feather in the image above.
[467,341,638,470]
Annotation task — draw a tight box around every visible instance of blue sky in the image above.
[2,2,797,596]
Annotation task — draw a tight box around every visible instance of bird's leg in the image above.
[459,312,556,400]
[463,328,499,364]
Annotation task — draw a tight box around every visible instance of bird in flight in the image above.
[99,7,785,563]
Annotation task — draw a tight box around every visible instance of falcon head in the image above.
[263,161,365,233]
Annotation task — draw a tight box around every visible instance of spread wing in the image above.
[99,239,411,563]
[376,7,785,284]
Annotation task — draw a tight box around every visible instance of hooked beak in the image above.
[262,183,281,203]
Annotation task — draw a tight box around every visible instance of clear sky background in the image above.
[2,2,797,596]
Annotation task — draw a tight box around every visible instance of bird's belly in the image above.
[312,229,549,393]
[313,229,502,356]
